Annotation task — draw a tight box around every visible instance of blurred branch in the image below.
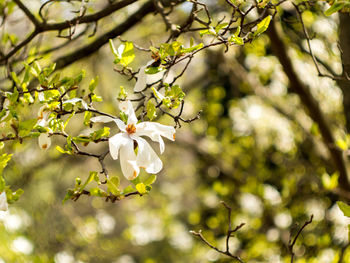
[288,215,313,263]
[12,0,41,27]
[267,19,350,192]
[337,13,350,132]
[54,1,156,70]
[0,0,139,64]
[293,3,345,81]
[190,202,245,263]
[338,243,350,263]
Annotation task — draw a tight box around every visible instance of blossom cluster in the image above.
[91,100,175,180]
[35,61,176,181]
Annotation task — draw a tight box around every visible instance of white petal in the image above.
[146,70,165,85]
[120,141,140,180]
[63,98,82,104]
[117,44,125,56]
[0,192,8,212]
[90,115,116,123]
[136,137,163,174]
[134,65,147,92]
[114,119,126,132]
[119,100,137,125]
[37,118,47,127]
[136,122,175,141]
[108,133,130,160]
[38,133,51,150]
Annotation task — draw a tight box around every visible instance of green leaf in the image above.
[11,188,23,201]
[164,85,186,109]
[84,111,92,126]
[110,39,135,67]
[321,172,339,190]
[63,189,74,204]
[144,174,157,185]
[74,70,86,84]
[229,27,244,46]
[89,76,99,92]
[185,43,203,53]
[18,119,37,137]
[120,42,135,67]
[147,101,157,121]
[215,23,229,33]
[131,176,141,185]
[336,139,348,150]
[33,61,42,75]
[0,175,6,192]
[11,71,21,86]
[56,145,72,155]
[254,15,271,37]
[325,1,350,16]
[72,136,91,144]
[80,171,99,191]
[145,67,163,74]
[200,27,217,37]
[338,201,350,217]
[90,187,107,197]
[118,86,127,100]
[90,127,110,141]
[122,185,135,195]
[136,183,147,194]
[107,176,120,195]
[91,94,103,102]
[119,111,128,124]
[0,153,12,175]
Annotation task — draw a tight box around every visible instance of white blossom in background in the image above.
[37,106,52,150]
[91,100,175,180]
[134,60,165,92]
[0,192,8,212]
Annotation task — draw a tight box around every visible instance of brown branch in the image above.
[293,3,344,81]
[267,19,350,192]
[43,0,139,31]
[190,202,245,263]
[54,1,156,70]
[12,0,41,27]
[0,0,139,64]
[337,13,350,132]
[288,215,313,263]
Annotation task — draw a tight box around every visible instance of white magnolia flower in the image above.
[0,192,8,212]
[37,106,52,150]
[38,133,51,150]
[134,60,165,92]
[91,101,175,180]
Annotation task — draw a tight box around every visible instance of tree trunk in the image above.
[338,13,350,132]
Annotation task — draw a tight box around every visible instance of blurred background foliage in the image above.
[1,0,350,262]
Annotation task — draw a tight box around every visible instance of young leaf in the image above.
[254,15,272,37]
[107,176,120,195]
[147,101,157,121]
[136,183,147,194]
[144,174,157,185]
[325,0,350,16]
[338,201,350,217]
[122,185,135,195]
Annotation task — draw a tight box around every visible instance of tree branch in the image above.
[12,0,41,27]
[267,20,350,192]
[54,1,156,70]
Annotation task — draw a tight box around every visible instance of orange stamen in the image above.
[126,124,136,134]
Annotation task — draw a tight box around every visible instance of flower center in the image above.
[126,124,136,134]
